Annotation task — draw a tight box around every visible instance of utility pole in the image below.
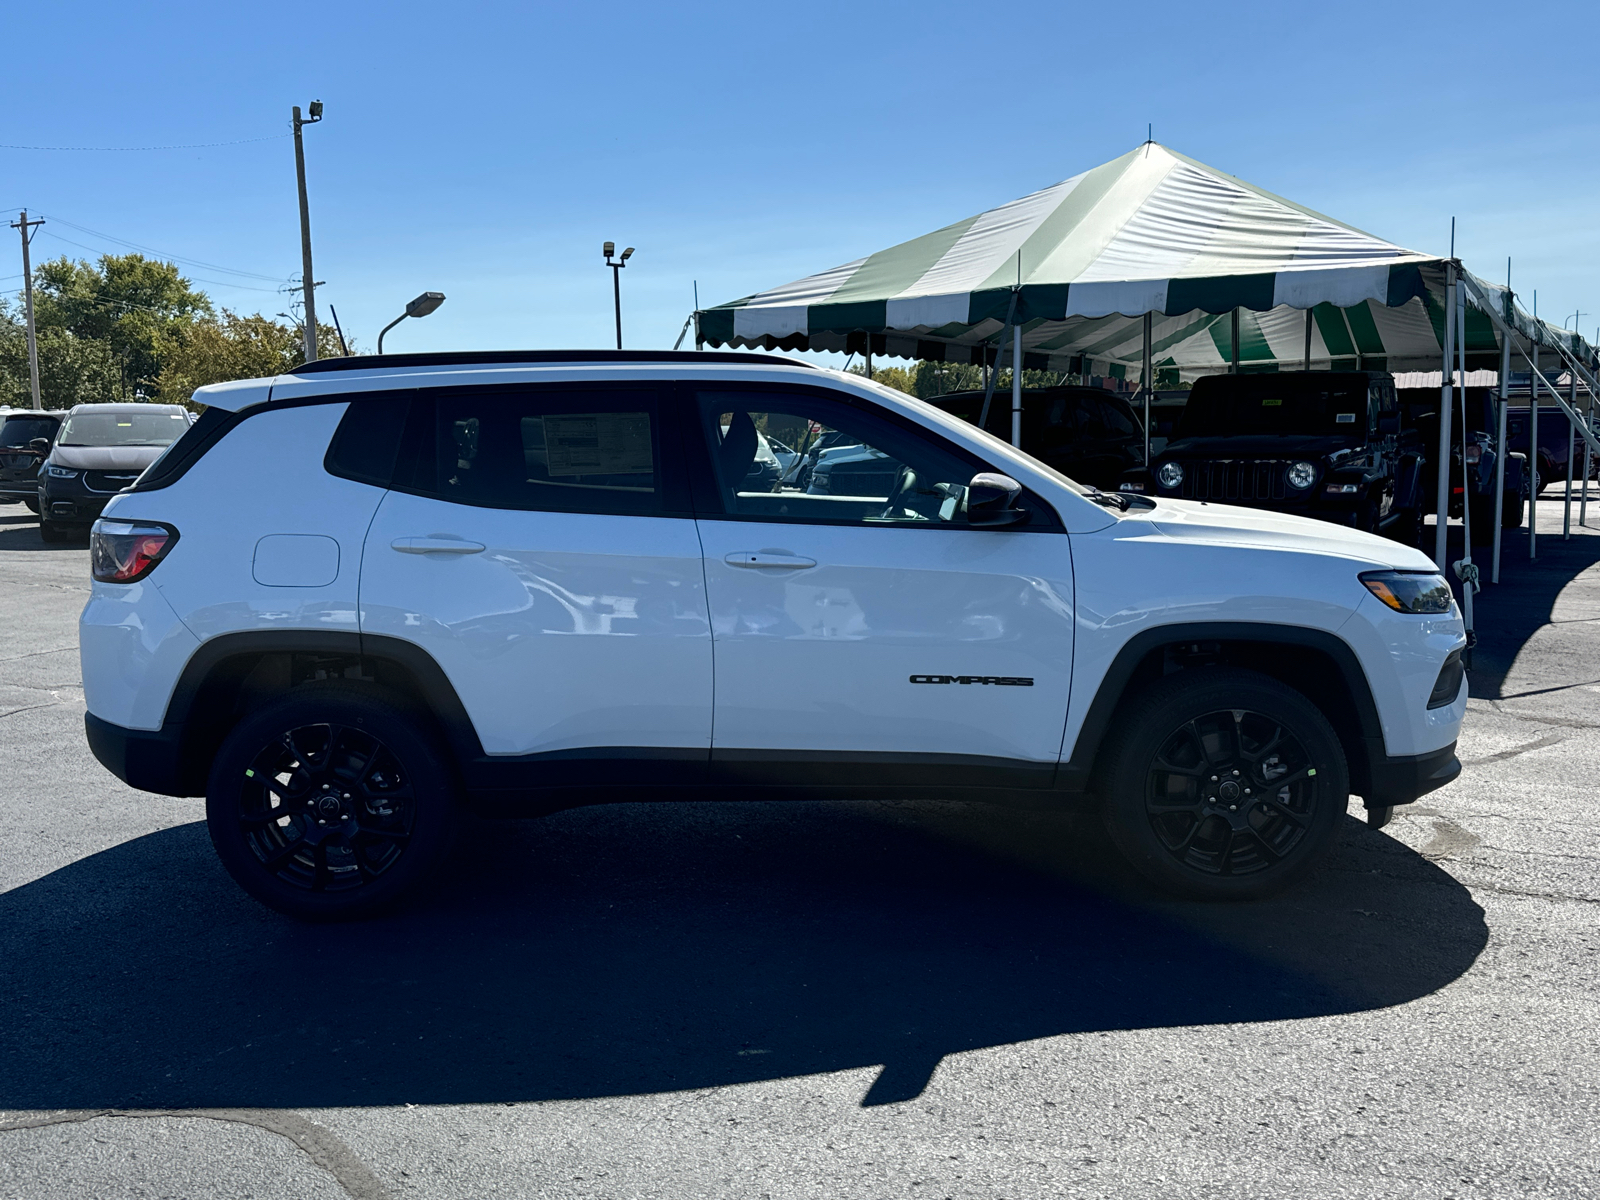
[292,101,323,361]
[10,211,44,411]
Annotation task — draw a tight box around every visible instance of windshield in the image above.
[0,415,58,447]
[58,410,189,448]
[1177,377,1370,438]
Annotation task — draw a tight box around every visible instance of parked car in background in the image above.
[1136,371,1428,542]
[1506,403,1596,493]
[0,410,63,514]
[929,386,1146,490]
[37,403,194,542]
[1398,388,1530,540]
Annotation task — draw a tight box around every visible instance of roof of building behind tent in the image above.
[699,142,1593,382]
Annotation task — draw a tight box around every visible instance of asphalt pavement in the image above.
[1,500,1597,1200]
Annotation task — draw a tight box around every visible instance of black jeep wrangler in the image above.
[1133,371,1427,541]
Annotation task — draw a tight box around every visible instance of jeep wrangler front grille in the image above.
[1181,461,1287,502]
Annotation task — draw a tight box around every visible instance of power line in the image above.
[0,133,289,152]
[36,229,286,293]
[39,214,286,282]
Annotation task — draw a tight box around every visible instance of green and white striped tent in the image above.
[697,142,1591,380]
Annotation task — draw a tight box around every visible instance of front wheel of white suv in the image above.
[206,683,458,920]
[1099,668,1348,900]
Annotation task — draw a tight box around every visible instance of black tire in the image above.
[1501,492,1525,528]
[206,683,458,920]
[1384,506,1424,548]
[22,497,39,514]
[1098,668,1348,900]
[38,519,67,543]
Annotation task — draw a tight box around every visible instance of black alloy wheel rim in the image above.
[1144,708,1320,876]
[237,723,416,892]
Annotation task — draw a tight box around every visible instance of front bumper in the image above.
[38,476,115,525]
[1364,739,1460,808]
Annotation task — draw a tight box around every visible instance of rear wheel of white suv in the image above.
[1100,668,1347,900]
[205,683,458,920]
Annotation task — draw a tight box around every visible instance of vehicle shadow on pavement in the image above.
[1441,500,1600,700]
[0,798,1486,1111]
[0,512,80,551]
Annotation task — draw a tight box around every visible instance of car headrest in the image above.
[718,410,758,484]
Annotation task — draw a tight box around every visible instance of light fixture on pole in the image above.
[604,242,634,349]
[378,291,446,354]
[291,100,324,362]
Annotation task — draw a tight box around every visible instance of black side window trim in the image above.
[678,380,1063,531]
[128,406,245,494]
[383,381,695,518]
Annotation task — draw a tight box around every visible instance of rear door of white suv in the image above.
[359,383,713,779]
[685,383,1076,789]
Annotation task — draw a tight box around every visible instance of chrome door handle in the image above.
[391,537,486,555]
[724,551,817,569]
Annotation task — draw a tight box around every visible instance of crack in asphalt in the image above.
[0,701,62,720]
[0,646,75,663]
[0,1108,392,1200]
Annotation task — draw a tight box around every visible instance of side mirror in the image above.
[1377,415,1400,436]
[966,472,1029,528]
[28,438,50,454]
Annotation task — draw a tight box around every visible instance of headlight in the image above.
[90,519,179,584]
[46,465,78,478]
[1286,461,1316,490]
[1359,570,1453,614]
[1156,461,1184,489]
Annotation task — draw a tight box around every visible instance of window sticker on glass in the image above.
[535,412,651,476]
[1262,398,1283,407]
[1336,413,1356,423]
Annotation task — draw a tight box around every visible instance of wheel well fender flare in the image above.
[162,631,483,792]
[1059,622,1382,796]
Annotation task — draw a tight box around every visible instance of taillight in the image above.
[90,519,178,583]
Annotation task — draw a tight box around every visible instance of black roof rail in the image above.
[286,349,815,375]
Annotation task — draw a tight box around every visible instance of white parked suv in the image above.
[80,351,1467,918]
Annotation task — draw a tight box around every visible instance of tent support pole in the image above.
[1012,321,1023,448]
[1142,312,1153,464]
[1435,266,1456,571]
[1303,307,1313,370]
[978,288,1019,434]
[1530,344,1538,559]
[1565,373,1576,538]
[1583,391,1593,527]
[1493,332,1509,583]
[1455,287,1475,648]
[1230,309,1240,373]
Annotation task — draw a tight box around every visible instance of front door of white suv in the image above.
[359,384,712,775]
[688,386,1075,788]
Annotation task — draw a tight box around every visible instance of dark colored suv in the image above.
[929,386,1146,490]
[1139,372,1427,540]
[38,403,193,541]
[0,411,63,513]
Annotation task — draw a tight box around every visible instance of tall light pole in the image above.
[603,242,633,349]
[378,291,446,354]
[292,100,323,362]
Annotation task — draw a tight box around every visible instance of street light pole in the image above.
[377,291,446,354]
[292,101,323,362]
[603,242,634,349]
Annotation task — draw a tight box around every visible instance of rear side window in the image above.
[325,396,411,486]
[396,386,675,516]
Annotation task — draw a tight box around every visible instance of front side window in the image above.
[696,390,984,526]
[403,388,665,515]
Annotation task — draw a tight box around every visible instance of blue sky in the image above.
[4,0,1598,360]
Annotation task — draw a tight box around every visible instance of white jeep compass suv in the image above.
[80,351,1466,918]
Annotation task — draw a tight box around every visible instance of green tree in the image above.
[156,310,346,406]
[31,253,212,400]
[0,297,121,409]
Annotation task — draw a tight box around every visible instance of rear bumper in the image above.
[85,711,197,797]
[1365,740,1460,808]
